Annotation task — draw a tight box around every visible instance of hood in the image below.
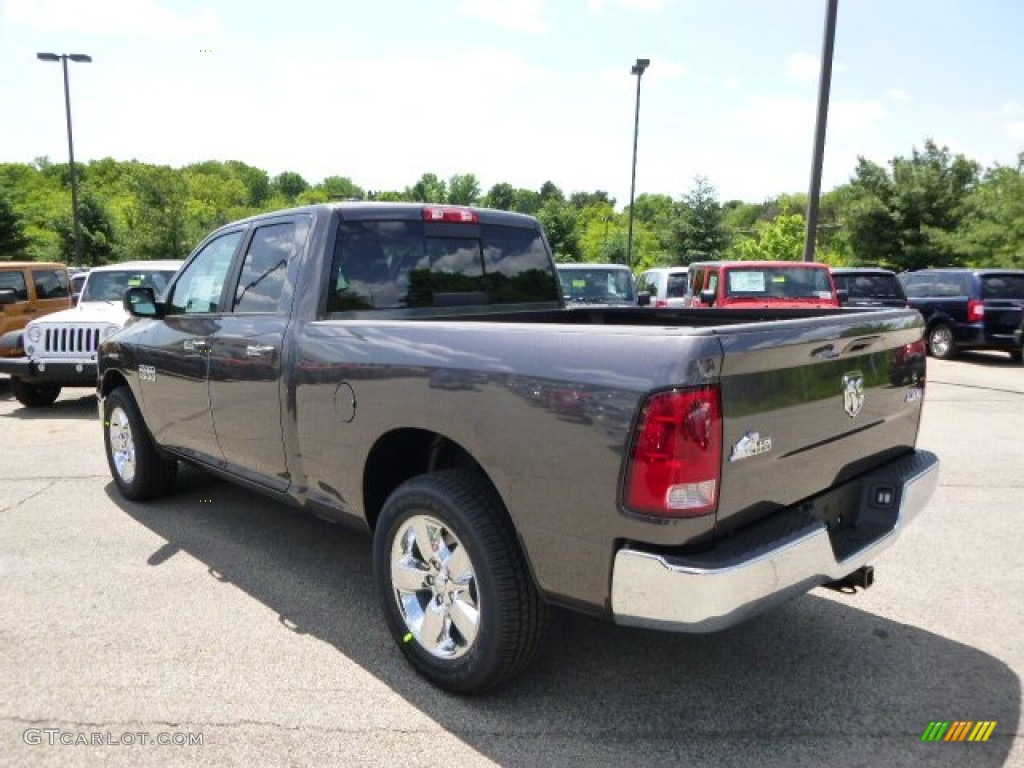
[29,301,129,326]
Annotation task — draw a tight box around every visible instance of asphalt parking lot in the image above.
[1,354,1021,767]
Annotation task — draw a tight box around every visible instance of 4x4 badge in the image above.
[843,372,865,417]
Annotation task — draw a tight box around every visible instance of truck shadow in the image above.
[0,384,98,420]
[950,351,1020,368]
[107,469,1019,768]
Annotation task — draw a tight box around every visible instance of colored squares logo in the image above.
[921,721,997,742]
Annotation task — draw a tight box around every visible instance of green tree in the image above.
[844,140,980,270]
[321,175,364,201]
[53,190,116,265]
[408,173,446,203]
[0,186,30,258]
[511,188,541,215]
[570,190,614,209]
[224,160,271,207]
[728,213,805,261]
[483,182,516,210]
[673,176,729,263]
[538,180,564,203]
[273,171,309,201]
[630,193,675,262]
[447,173,481,206]
[537,199,580,261]
[123,165,190,260]
[945,154,1024,268]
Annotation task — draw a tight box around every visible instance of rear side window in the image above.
[901,274,932,298]
[930,273,969,297]
[0,270,29,301]
[666,273,688,298]
[233,222,299,313]
[32,269,70,299]
[327,220,558,313]
[835,273,905,299]
[981,274,1024,300]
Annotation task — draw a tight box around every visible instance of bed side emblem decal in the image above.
[729,431,772,462]
[843,371,865,417]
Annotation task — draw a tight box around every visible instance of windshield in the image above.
[725,266,834,300]
[82,269,177,302]
[558,268,636,303]
[981,274,1024,300]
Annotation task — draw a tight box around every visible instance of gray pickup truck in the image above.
[98,202,939,693]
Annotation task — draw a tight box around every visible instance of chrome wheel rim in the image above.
[108,406,136,484]
[931,327,952,357]
[390,514,479,659]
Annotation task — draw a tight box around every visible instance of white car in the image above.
[635,266,690,308]
[4,261,182,407]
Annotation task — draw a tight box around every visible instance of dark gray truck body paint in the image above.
[100,203,928,616]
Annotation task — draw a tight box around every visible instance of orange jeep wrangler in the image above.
[0,262,73,358]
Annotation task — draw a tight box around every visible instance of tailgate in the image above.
[983,300,1024,339]
[714,309,925,534]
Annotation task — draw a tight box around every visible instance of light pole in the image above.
[37,52,92,268]
[802,0,837,262]
[626,58,649,271]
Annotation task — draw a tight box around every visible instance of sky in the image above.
[1,0,1022,207]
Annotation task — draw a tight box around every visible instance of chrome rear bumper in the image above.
[611,450,939,632]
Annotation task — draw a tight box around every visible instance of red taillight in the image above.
[967,300,985,323]
[656,299,668,307]
[624,386,722,517]
[422,206,479,223]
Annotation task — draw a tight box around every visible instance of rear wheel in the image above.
[927,324,957,359]
[11,379,61,408]
[373,469,547,693]
[103,387,178,501]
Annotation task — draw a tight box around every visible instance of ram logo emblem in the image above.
[843,372,865,417]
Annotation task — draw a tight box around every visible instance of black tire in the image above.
[1009,349,1023,364]
[372,469,547,694]
[103,386,178,501]
[11,379,61,408]
[927,323,957,360]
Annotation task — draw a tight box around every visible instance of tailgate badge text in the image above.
[843,372,865,417]
[730,431,772,462]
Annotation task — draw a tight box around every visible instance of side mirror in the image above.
[836,289,849,305]
[637,291,651,307]
[0,288,18,306]
[124,286,163,318]
[700,289,717,306]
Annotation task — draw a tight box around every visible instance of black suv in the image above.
[831,267,908,308]
[899,268,1024,361]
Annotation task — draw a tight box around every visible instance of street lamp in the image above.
[37,52,92,268]
[626,58,649,270]
[802,0,838,262]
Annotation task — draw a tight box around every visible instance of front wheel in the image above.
[1009,349,1023,364]
[372,469,547,694]
[927,323,957,360]
[11,379,61,408]
[103,387,178,501]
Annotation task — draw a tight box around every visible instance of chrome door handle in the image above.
[246,345,275,358]
[186,338,209,352]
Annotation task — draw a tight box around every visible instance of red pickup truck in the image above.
[687,261,840,309]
